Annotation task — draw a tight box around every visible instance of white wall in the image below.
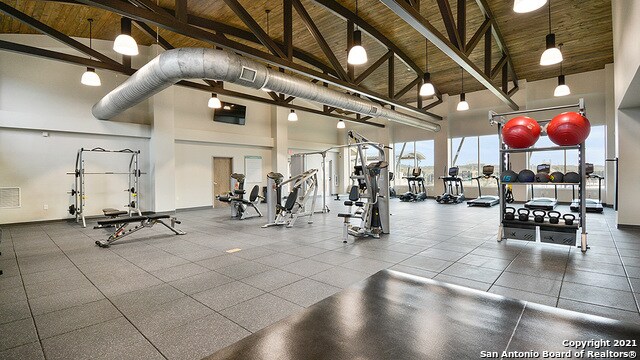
[612,0,640,226]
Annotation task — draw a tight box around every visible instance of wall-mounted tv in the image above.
[213,102,246,125]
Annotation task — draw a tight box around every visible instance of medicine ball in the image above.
[549,171,564,183]
[502,116,541,149]
[501,170,519,183]
[517,169,535,182]
[564,171,581,183]
[547,112,591,146]
[535,172,551,182]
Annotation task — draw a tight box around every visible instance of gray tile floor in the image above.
[1,200,639,359]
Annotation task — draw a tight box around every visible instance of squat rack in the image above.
[67,147,142,227]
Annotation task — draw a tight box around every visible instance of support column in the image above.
[433,94,449,196]
[149,44,176,212]
[271,106,289,177]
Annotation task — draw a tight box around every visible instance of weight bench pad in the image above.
[147,214,171,220]
[97,216,147,226]
[103,208,128,217]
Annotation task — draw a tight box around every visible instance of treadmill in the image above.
[524,164,558,211]
[570,163,604,213]
[467,165,500,207]
[435,167,465,204]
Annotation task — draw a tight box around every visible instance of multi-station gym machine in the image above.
[262,169,319,228]
[67,147,142,227]
[337,131,390,243]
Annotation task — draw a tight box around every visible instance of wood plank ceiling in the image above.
[0,0,612,103]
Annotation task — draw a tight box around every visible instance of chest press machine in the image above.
[216,173,263,220]
[262,169,318,228]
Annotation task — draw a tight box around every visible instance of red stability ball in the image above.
[502,116,541,149]
[547,112,591,146]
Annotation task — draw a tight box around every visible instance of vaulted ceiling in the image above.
[0,0,612,122]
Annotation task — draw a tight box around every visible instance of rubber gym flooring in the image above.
[1,200,639,359]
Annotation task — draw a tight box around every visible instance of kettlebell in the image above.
[533,210,546,223]
[563,214,576,226]
[504,207,516,221]
[518,208,530,222]
[548,211,561,224]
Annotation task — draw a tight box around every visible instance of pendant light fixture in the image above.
[208,93,222,109]
[419,39,435,97]
[347,0,367,65]
[554,47,570,97]
[288,109,298,122]
[513,0,547,13]
[457,68,469,111]
[81,19,101,86]
[539,0,562,66]
[337,120,346,129]
[113,17,139,56]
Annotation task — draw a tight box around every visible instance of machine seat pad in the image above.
[217,196,232,203]
[355,202,364,207]
[337,213,353,218]
[97,216,147,226]
[147,214,170,220]
[344,201,353,206]
[102,208,127,217]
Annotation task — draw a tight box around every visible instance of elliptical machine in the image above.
[436,167,465,204]
[398,168,428,202]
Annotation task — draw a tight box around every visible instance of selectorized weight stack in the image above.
[67,148,143,228]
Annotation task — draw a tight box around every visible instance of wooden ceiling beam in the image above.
[490,54,507,79]
[354,50,393,85]
[311,0,423,75]
[423,98,442,110]
[175,0,187,22]
[394,76,421,100]
[475,0,518,84]
[465,18,490,56]
[435,0,461,50]
[222,0,286,58]
[379,0,519,110]
[292,0,349,82]
[457,0,466,52]
[283,0,293,60]
[0,2,120,67]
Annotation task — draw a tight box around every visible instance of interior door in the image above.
[213,157,232,208]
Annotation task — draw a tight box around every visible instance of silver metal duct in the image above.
[92,48,440,132]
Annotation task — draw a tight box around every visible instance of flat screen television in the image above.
[213,102,246,125]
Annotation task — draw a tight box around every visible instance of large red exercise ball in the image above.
[547,112,591,146]
[502,116,541,148]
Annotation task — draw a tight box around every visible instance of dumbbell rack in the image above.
[489,98,589,252]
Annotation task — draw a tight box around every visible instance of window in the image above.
[450,136,478,183]
[479,135,500,187]
[528,135,564,173]
[416,140,435,186]
[393,140,435,186]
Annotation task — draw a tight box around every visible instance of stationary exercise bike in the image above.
[436,167,465,204]
[398,168,427,202]
[216,173,263,220]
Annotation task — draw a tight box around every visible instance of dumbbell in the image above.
[518,208,530,222]
[548,211,561,224]
[563,214,575,226]
[504,207,516,221]
[533,210,546,223]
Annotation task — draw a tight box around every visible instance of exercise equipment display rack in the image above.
[67,147,143,228]
[490,99,589,252]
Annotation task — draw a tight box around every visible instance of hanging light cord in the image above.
[548,0,552,33]
[461,68,464,93]
[355,0,359,30]
[425,39,428,71]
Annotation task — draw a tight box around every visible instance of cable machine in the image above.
[67,147,143,227]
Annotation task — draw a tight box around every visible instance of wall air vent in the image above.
[240,67,257,82]
[0,187,21,208]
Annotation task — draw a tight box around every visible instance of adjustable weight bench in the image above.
[95,214,185,247]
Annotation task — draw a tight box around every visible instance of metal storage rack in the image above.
[489,98,589,252]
